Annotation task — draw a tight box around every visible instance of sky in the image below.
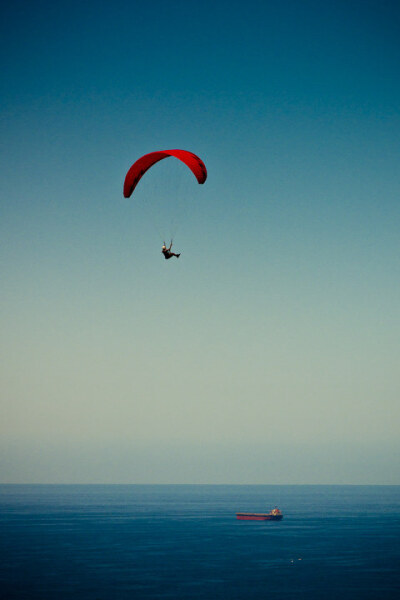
[1,0,399,484]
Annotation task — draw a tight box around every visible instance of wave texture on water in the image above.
[0,485,399,599]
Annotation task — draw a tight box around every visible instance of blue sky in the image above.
[1,0,399,483]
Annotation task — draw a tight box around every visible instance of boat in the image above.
[236,508,283,521]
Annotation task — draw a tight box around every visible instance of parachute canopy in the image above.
[123,149,207,198]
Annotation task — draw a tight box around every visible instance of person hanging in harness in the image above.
[162,241,180,260]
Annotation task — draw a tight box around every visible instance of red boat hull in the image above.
[236,513,283,521]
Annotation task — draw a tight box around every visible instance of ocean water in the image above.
[0,485,399,599]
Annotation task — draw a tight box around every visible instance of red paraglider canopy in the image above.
[123,149,207,198]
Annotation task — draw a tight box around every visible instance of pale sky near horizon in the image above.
[1,0,399,483]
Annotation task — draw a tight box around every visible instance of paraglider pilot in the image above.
[162,241,180,260]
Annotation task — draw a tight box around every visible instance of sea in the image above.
[0,485,399,599]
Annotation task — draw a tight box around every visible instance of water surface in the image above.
[0,485,399,599]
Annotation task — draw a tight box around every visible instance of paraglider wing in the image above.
[123,149,207,198]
